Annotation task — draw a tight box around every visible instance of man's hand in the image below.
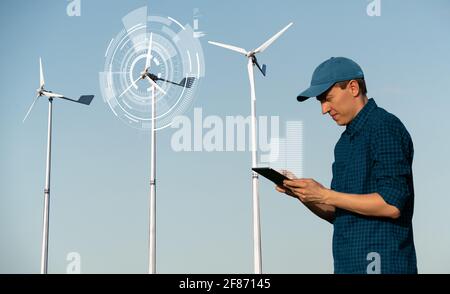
[282,178,330,205]
[275,185,296,198]
[275,169,297,198]
[274,177,336,223]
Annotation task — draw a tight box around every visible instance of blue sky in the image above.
[1,0,449,273]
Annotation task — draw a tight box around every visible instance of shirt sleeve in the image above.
[372,119,413,212]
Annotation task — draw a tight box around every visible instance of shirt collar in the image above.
[346,98,377,136]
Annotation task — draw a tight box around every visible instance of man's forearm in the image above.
[301,200,335,224]
[324,190,400,219]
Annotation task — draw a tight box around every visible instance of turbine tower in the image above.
[23,58,94,274]
[208,22,293,274]
[119,32,194,274]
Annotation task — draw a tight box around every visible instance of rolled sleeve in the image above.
[372,121,413,212]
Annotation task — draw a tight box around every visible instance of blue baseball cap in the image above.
[297,57,364,102]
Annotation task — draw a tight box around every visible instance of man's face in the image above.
[318,81,359,126]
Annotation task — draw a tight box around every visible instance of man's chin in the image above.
[330,115,347,126]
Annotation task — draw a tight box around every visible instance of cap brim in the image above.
[297,82,334,102]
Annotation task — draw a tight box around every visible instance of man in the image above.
[276,57,417,274]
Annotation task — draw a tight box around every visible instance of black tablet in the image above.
[252,167,290,186]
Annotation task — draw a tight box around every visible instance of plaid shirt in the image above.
[331,98,417,274]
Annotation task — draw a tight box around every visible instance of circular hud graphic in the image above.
[99,7,205,130]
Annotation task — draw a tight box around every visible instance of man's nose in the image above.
[321,102,330,114]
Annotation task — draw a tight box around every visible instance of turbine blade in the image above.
[119,76,142,98]
[118,83,135,98]
[42,91,64,98]
[145,76,166,95]
[39,57,45,88]
[208,41,247,55]
[253,22,293,54]
[145,32,153,72]
[23,95,40,122]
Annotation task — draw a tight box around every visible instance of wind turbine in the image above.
[23,58,94,274]
[119,32,195,274]
[208,22,293,274]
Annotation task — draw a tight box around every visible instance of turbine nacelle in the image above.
[140,71,158,82]
[140,70,148,80]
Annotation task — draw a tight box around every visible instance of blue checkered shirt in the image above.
[331,98,417,274]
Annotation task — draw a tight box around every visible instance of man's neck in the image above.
[352,96,369,121]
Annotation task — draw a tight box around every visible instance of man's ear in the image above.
[349,80,361,98]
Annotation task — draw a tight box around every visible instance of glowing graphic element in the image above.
[99,7,205,130]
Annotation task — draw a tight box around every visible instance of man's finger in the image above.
[276,185,297,198]
[292,188,306,196]
[286,190,296,198]
[280,169,296,179]
[275,185,286,193]
[283,179,297,187]
[284,188,296,198]
[283,180,306,188]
